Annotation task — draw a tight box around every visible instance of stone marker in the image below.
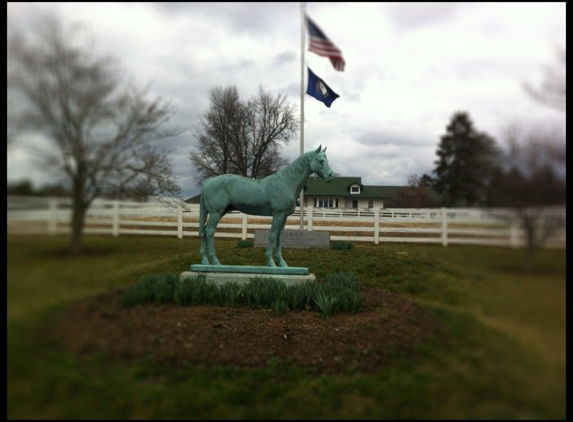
[254,229,330,249]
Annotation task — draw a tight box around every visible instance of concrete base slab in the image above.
[190,264,310,275]
[180,271,316,286]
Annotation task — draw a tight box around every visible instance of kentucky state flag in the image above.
[306,67,340,108]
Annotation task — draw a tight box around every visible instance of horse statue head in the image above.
[309,145,334,182]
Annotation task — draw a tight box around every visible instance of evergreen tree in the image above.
[431,111,500,207]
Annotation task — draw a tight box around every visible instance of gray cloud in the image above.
[150,2,298,36]
[7,2,566,200]
[354,129,432,148]
[384,2,469,31]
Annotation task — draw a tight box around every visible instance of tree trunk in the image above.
[524,221,536,272]
[70,200,87,255]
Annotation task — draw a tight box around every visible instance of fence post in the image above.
[374,207,380,245]
[441,207,448,246]
[307,206,313,231]
[112,201,120,237]
[48,199,57,235]
[241,213,248,240]
[510,219,520,248]
[177,206,183,239]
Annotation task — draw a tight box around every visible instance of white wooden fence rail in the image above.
[7,196,566,248]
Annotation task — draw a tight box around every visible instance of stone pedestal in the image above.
[180,265,316,286]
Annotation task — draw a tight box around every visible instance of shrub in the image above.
[173,275,213,306]
[120,272,177,307]
[315,272,364,316]
[219,282,243,306]
[323,271,361,291]
[330,241,355,250]
[237,240,254,248]
[201,281,221,305]
[270,299,288,316]
[314,292,338,317]
[174,275,198,306]
[154,272,179,303]
[283,287,306,311]
[337,290,365,314]
[244,277,287,307]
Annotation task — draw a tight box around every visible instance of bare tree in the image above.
[7,11,182,254]
[190,86,246,182]
[244,86,296,178]
[488,124,566,271]
[389,174,437,208]
[190,85,298,185]
[523,47,566,112]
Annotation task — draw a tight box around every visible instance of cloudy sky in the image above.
[7,2,566,199]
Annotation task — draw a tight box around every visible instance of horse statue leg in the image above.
[198,195,210,265]
[204,211,224,265]
[274,214,289,267]
[199,231,209,265]
[265,215,285,267]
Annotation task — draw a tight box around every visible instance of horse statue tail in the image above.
[199,193,207,238]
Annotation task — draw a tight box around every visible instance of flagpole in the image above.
[299,1,306,230]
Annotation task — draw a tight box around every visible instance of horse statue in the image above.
[199,145,334,267]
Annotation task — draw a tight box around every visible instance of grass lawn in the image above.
[7,234,566,419]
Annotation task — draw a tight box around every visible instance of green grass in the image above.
[7,234,566,419]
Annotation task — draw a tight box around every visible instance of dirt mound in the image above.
[54,287,444,375]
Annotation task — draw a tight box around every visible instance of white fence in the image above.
[7,196,566,248]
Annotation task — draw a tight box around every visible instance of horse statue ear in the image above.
[323,146,327,152]
[315,145,322,153]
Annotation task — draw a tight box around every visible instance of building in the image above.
[302,176,405,209]
[186,175,437,209]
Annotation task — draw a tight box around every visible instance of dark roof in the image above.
[184,194,201,204]
[186,176,439,203]
[304,176,404,199]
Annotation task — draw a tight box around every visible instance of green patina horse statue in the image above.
[199,145,334,267]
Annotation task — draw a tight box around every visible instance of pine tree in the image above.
[432,111,500,207]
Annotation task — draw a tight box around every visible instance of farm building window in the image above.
[316,197,337,208]
[350,185,360,194]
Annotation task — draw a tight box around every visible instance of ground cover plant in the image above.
[7,234,565,419]
[119,271,364,316]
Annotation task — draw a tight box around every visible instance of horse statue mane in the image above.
[199,145,334,267]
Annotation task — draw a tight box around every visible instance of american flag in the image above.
[306,15,345,72]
